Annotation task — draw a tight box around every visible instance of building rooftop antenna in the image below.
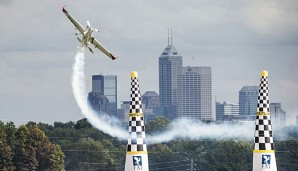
[171,28,173,46]
[168,28,170,46]
[168,28,174,46]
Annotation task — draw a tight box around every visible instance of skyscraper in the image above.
[270,103,286,128]
[104,75,117,117]
[91,75,104,94]
[159,33,182,120]
[88,75,117,117]
[177,66,212,120]
[239,86,258,119]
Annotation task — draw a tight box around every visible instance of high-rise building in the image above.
[141,91,159,109]
[92,75,104,94]
[104,75,117,117]
[177,66,212,120]
[239,86,258,119]
[159,34,182,120]
[216,101,239,121]
[270,103,286,128]
[88,75,117,117]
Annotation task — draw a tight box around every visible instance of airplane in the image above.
[62,6,117,60]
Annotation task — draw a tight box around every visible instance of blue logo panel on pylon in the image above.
[133,156,143,170]
[262,154,271,169]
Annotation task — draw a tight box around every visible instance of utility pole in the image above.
[191,158,194,171]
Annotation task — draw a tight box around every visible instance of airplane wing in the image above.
[90,37,117,60]
[62,6,85,34]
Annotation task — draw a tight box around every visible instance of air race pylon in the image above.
[124,71,149,171]
[253,70,277,171]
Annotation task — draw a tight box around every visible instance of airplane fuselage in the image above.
[81,27,94,45]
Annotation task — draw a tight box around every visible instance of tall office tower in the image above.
[104,75,117,117]
[177,66,212,120]
[92,75,104,93]
[141,91,159,109]
[270,103,286,128]
[159,32,182,120]
[216,101,239,121]
[239,86,259,119]
[88,75,117,117]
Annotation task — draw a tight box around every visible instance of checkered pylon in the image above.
[127,71,147,153]
[254,71,274,151]
[125,71,149,171]
[253,70,277,171]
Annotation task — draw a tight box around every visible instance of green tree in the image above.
[146,116,169,134]
[204,141,252,171]
[63,138,118,170]
[74,118,92,129]
[14,125,38,171]
[14,124,65,171]
[0,122,15,170]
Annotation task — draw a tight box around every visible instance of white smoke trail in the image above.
[147,118,254,144]
[71,47,256,143]
[71,47,128,139]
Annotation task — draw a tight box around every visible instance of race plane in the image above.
[62,6,117,60]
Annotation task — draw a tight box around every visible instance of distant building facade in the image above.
[270,103,286,128]
[239,86,258,119]
[88,75,117,117]
[118,101,130,122]
[177,66,212,120]
[141,91,159,109]
[216,101,239,121]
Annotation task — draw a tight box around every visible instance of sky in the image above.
[0,0,298,125]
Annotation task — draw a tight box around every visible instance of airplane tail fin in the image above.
[77,37,93,53]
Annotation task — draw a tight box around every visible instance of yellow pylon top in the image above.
[131,71,138,78]
[261,70,268,77]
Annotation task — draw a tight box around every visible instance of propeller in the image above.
[86,20,91,27]
[86,20,99,32]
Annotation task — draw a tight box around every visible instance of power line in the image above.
[150,164,190,170]
[149,159,189,166]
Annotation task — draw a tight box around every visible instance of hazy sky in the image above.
[1,0,298,125]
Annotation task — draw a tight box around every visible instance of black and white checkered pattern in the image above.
[257,76,270,113]
[254,74,274,150]
[130,77,143,114]
[127,116,147,152]
[254,115,274,150]
[127,74,147,152]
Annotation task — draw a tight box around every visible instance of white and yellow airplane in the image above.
[62,6,117,60]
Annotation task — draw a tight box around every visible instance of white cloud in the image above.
[244,0,298,35]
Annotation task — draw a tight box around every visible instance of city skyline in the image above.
[1,0,298,125]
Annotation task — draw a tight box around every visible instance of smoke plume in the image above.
[147,118,254,144]
[71,47,260,143]
[71,47,128,139]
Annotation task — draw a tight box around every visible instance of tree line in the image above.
[1,117,298,171]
